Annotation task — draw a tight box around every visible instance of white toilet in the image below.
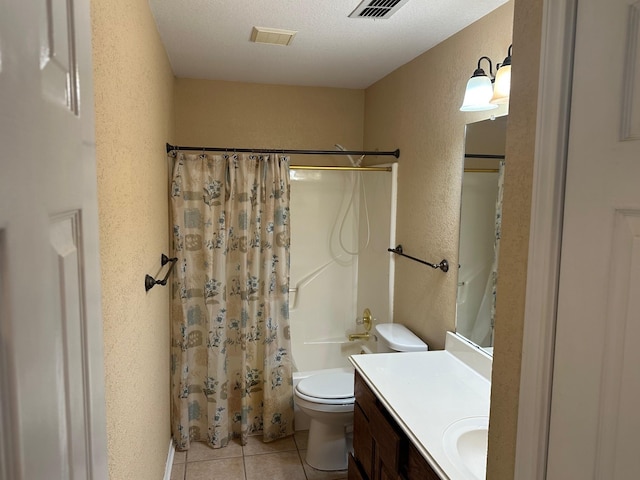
[294,322,428,471]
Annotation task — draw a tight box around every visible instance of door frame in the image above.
[513,0,577,478]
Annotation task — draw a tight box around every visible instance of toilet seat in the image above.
[295,372,355,405]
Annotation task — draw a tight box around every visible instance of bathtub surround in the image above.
[289,169,361,371]
[289,167,396,372]
[170,153,294,448]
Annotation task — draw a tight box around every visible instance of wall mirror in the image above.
[456,115,507,355]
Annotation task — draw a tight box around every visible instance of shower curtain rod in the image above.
[291,165,392,172]
[464,153,506,159]
[464,168,500,173]
[166,143,400,158]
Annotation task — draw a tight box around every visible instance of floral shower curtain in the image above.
[170,152,294,450]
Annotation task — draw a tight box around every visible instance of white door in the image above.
[0,0,108,479]
[547,0,640,477]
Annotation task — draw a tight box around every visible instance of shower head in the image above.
[334,144,363,167]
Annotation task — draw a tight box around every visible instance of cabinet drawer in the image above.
[354,372,377,420]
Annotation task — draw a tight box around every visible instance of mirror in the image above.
[456,115,507,355]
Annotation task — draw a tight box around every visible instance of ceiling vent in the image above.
[250,27,297,46]
[348,0,411,19]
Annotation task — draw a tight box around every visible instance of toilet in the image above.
[294,322,428,471]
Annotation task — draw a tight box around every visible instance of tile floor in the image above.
[170,431,348,480]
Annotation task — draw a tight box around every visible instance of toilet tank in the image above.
[375,323,429,353]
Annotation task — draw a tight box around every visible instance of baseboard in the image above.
[163,438,175,480]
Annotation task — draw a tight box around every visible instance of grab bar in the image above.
[387,245,449,273]
[145,254,178,291]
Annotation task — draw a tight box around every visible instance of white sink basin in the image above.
[442,416,489,479]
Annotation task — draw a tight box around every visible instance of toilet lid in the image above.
[296,372,354,400]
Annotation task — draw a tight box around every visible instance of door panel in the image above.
[0,0,107,478]
[50,211,90,480]
[40,0,78,112]
[622,3,640,140]
[547,0,640,478]
[594,210,640,477]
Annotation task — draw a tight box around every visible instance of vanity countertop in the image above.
[349,332,491,480]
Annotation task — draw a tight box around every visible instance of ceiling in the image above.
[148,0,508,89]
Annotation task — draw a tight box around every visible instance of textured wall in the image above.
[487,0,543,477]
[174,79,364,165]
[90,0,175,478]
[363,4,513,349]
[88,0,540,476]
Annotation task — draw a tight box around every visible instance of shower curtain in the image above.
[170,152,294,450]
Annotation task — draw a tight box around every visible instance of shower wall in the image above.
[457,171,500,345]
[289,165,397,372]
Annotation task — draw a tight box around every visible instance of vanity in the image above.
[348,332,492,480]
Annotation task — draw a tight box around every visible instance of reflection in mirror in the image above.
[456,116,507,355]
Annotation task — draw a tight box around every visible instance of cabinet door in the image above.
[348,454,367,480]
[402,442,441,480]
[369,404,402,472]
[375,456,403,480]
[353,402,374,478]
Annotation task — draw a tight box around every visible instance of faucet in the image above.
[348,308,373,342]
[348,332,370,341]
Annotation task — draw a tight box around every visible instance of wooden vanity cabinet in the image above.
[349,372,441,480]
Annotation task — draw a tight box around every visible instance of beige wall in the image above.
[487,0,543,478]
[364,3,513,349]
[364,2,544,477]
[91,0,175,478]
[174,79,364,165]
[88,0,542,477]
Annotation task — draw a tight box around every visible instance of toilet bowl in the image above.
[294,372,355,471]
[293,322,428,471]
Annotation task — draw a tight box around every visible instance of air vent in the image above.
[348,0,411,19]
[250,27,297,46]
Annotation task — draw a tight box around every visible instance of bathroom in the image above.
[4,0,542,478]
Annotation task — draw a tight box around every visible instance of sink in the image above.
[442,416,489,479]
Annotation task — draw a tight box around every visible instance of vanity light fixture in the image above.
[460,45,512,112]
[490,44,512,105]
[459,56,499,112]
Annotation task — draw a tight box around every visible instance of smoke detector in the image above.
[250,27,297,46]
[348,0,411,19]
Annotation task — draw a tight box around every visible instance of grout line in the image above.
[183,449,188,480]
[296,432,309,480]
[241,443,248,480]
[176,436,313,480]
[297,447,310,480]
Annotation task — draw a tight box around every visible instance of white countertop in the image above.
[349,332,492,480]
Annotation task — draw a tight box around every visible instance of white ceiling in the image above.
[148,0,508,89]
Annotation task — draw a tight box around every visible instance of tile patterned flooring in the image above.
[170,431,348,480]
